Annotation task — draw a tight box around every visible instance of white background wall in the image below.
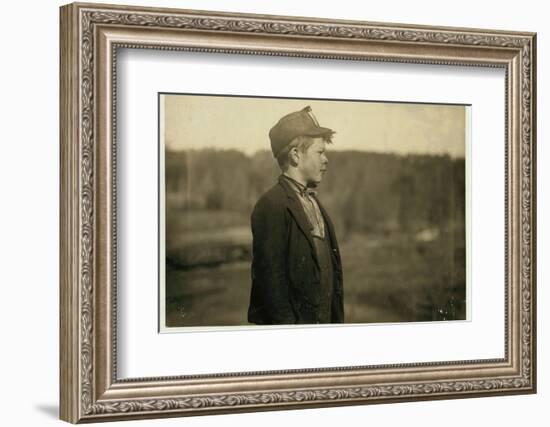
[0,0,545,425]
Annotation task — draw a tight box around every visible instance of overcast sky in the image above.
[163,94,467,158]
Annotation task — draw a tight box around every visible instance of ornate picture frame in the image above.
[60,2,536,423]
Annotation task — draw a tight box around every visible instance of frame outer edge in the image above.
[68,1,537,37]
[529,33,537,393]
[60,3,81,424]
[61,2,537,422]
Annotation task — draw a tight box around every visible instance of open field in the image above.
[165,221,465,327]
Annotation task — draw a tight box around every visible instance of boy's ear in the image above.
[289,147,299,162]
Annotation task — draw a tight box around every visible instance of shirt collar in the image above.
[281,173,318,198]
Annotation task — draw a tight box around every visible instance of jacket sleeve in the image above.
[251,197,296,324]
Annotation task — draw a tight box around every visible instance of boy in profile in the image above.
[248,106,344,325]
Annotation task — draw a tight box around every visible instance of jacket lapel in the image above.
[278,176,320,268]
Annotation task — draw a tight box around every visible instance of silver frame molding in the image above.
[60,2,537,423]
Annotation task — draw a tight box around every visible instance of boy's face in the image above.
[296,138,329,186]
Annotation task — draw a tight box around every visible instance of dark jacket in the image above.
[248,175,344,324]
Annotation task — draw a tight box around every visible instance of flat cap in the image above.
[269,106,334,158]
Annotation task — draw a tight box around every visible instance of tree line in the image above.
[165,148,465,237]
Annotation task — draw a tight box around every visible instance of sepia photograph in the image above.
[159,94,469,330]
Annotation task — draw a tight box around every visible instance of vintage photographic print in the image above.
[159,94,469,330]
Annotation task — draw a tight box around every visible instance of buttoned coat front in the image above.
[248,175,344,325]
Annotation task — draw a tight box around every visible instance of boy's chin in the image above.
[307,179,321,188]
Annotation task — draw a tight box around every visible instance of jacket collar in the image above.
[280,173,318,198]
[278,174,318,200]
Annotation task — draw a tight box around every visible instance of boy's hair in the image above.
[276,134,333,171]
